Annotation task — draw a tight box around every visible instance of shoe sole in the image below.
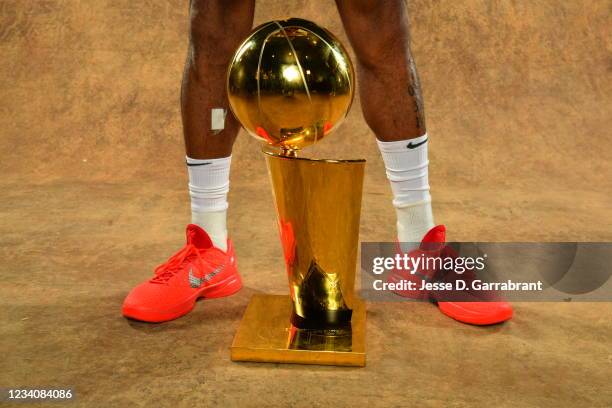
[388,273,513,325]
[437,302,513,326]
[122,273,242,323]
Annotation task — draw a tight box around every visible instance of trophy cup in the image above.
[227,18,366,366]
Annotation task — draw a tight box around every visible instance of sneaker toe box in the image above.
[122,282,188,322]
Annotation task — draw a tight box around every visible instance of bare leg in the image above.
[335,0,425,141]
[181,0,255,249]
[337,0,434,245]
[181,0,255,158]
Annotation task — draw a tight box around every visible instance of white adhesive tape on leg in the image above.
[211,108,227,132]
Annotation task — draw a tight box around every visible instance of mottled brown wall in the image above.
[1,0,610,189]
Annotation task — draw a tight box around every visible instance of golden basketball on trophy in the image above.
[227,18,354,154]
[228,18,366,366]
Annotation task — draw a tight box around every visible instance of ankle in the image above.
[191,210,228,251]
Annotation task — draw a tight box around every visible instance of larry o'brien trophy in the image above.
[227,18,365,366]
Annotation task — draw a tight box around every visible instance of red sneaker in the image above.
[122,224,242,323]
[387,225,447,300]
[388,225,513,325]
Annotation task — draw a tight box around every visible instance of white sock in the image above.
[186,155,231,251]
[377,134,434,249]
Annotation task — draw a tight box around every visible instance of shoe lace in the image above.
[150,244,210,284]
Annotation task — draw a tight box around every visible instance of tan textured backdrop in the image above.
[1,1,611,407]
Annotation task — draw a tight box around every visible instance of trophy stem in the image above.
[264,151,365,330]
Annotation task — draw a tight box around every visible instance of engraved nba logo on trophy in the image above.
[227,18,366,366]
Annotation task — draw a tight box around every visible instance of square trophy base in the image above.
[231,294,366,367]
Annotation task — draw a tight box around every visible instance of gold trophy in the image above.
[227,18,365,366]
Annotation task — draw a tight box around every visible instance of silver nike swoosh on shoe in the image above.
[189,265,225,288]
